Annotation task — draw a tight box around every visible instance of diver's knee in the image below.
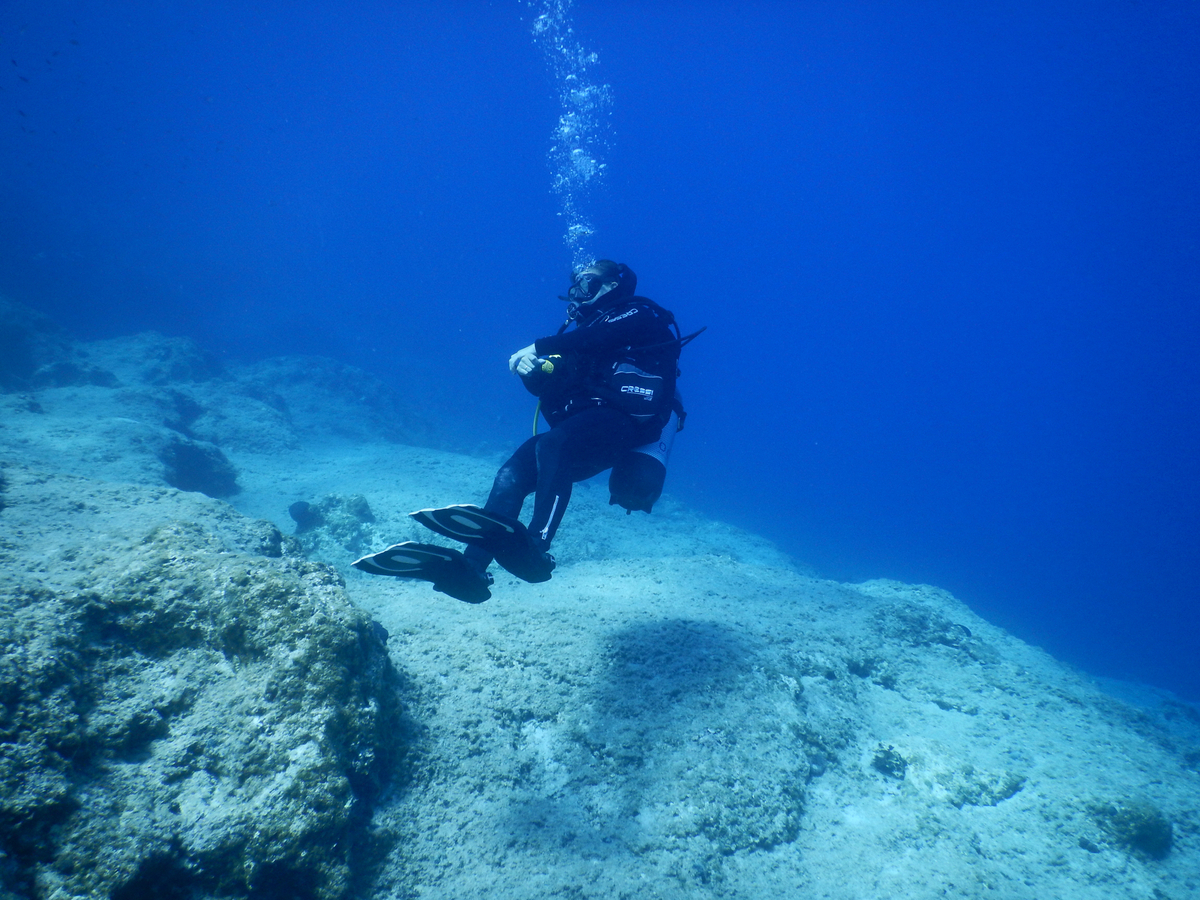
[493,465,519,495]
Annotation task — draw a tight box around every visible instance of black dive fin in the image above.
[352,541,492,604]
[409,504,555,584]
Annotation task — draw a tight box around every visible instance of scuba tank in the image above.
[608,394,684,514]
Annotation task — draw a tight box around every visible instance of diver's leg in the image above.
[527,407,639,549]
[463,435,539,572]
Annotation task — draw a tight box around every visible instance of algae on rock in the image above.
[0,516,404,900]
[1091,799,1175,859]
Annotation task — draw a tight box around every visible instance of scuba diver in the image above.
[354,259,700,603]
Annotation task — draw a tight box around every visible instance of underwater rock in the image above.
[158,433,240,498]
[87,332,226,386]
[183,381,301,454]
[0,298,77,392]
[291,493,378,556]
[1091,799,1174,859]
[0,301,441,478]
[290,499,325,532]
[871,744,908,779]
[871,596,1000,664]
[141,335,224,385]
[29,360,120,389]
[0,380,255,500]
[0,481,403,900]
[236,356,434,445]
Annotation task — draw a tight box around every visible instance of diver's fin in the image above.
[410,504,555,584]
[351,541,492,604]
[410,504,519,543]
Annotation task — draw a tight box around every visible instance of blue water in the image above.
[2,1,1197,699]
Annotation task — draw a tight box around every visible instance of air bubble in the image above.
[528,0,612,266]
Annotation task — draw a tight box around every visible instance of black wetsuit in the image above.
[465,295,677,571]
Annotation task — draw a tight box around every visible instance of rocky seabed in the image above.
[1,297,1196,899]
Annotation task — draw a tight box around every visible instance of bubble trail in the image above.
[528,0,613,268]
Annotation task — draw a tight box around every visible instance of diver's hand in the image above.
[509,344,539,375]
[516,355,543,376]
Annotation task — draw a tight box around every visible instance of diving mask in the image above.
[567,271,605,304]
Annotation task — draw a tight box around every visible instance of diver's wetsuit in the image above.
[464,295,676,573]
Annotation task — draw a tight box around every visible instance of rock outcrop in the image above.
[0,299,435,501]
[0,465,404,899]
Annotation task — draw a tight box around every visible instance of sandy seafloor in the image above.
[233,443,1200,900]
[1,317,1197,899]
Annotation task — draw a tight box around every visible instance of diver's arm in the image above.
[534,304,660,357]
